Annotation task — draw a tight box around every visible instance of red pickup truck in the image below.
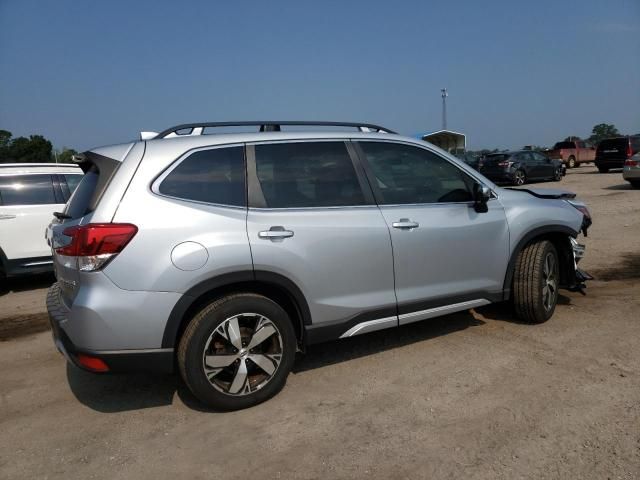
[545,141,596,168]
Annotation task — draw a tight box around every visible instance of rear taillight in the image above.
[625,159,639,167]
[55,223,138,271]
[627,141,633,159]
[497,161,513,167]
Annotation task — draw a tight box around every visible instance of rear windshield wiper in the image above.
[53,211,72,220]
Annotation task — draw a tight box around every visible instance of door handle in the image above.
[258,226,294,240]
[392,219,419,230]
[0,214,17,220]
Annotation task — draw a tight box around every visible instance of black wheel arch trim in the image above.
[502,225,578,297]
[161,270,312,348]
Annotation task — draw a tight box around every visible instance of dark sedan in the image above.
[479,150,564,186]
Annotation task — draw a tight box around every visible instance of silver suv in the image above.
[46,121,592,410]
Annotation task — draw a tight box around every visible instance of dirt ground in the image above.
[1,165,639,479]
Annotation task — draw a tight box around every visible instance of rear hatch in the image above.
[596,137,634,165]
[480,153,512,174]
[48,151,122,306]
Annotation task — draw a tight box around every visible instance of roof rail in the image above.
[153,121,396,139]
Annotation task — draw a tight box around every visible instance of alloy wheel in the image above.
[514,170,525,186]
[202,313,283,396]
[542,252,558,312]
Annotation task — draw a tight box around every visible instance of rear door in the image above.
[355,140,509,324]
[246,140,397,338]
[0,174,62,263]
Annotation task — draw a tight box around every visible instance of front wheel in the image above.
[178,293,297,410]
[513,240,560,324]
[513,169,526,186]
[553,168,563,181]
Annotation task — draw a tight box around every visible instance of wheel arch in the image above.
[503,225,578,299]
[162,270,312,350]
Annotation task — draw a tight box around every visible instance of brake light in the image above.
[625,159,638,167]
[627,141,633,159]
[55,223,138,271]
[497,161,513,167]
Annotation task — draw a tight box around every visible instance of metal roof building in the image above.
[422,129,466,154]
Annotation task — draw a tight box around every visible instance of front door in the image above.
[355,140,510,325]
[246,141,397,338]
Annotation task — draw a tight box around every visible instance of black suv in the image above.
[595,136,640,173]
[479,151,564,186]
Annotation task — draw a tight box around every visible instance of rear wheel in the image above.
[178,293,296,410]
[597,166,609,173]
[513,240,559,324]
[567,156,576,168]
[513,169,526,186]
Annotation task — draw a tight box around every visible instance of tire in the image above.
[567,156,576,168]
[553,168,563,181]
[512,240,560,324]
[597,166,609,173]
[178,293,296,410]
[513,169,526,186]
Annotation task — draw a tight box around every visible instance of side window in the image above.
[0,174,57,206]
[158,146,246,207]
[64,174,83,194]
[254,142,366,208]
[359,142,474,205]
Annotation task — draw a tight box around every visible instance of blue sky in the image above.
[1,0,638,151]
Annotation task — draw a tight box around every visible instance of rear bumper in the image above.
[47,283,174,374]
[595,158,625,169]
[622,167,640,181]
[478,170,515,183]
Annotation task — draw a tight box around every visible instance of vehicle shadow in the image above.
[0,273,55,297]
[294,310,485,373]
[474,294,572,323]
[603,183,634,191]
[67,310,487,413]
[66,364,180,413]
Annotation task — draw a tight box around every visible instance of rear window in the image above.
[158,146,246,207]
[597,138,627,152]
[553,142,575,149]
[485,154,511,162]
[64,167,99,219]
[0,174,57,206]
[64,174,83,194]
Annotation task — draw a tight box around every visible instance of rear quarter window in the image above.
[158,146,246,207]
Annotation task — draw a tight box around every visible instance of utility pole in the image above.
[441,88,448,130]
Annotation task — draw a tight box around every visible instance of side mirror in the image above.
[473,183,491,213]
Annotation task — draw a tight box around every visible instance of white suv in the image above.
[0,163,83,278]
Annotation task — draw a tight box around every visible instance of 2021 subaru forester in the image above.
[46,121,592,410]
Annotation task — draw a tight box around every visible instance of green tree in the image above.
[57,148,78,164]
[6,135,53,163]
[588,123,620,145]
[0,130,12,162]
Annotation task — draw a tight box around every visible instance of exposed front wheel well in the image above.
[504,230,577,299]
